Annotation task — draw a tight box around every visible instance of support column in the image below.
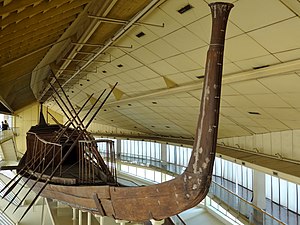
[253,170,266,209]
[251,170,266,225]
[150,219,164,225]
[115,219,128,225]
[41,198,45,225]
[116,139,122,171]
[79,210,83,225]
[99,216,105,225]
[72,208,77,220]
[87,212,92,225]
[161,143,167,167]
[116,139,121,159]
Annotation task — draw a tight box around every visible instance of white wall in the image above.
[218,130,300,161]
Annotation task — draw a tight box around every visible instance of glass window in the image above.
[288,182,297,212]
[128,166,136,175]
[166,174,174,181]
[134,141,139,156]
[129,140,134,156]
[265,174,271,199]
[214,157,222,177]
[167,145,175,163]
[120,164,128,173]
[154,171,162,183]
[272,176,279,204]
[280,179,288,207]
[236,164,242,186]
[145,170,155,181]
[136,167,145,178]
[247,168,253,190]
[155,143,161,160]
[142,141,147,157]
[138,141,143,157]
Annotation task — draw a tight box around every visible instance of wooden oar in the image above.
[1,92,98,200]
[51,80,116,180]
[17,85,116,221]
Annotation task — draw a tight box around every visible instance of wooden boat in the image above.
[1,2,233,222]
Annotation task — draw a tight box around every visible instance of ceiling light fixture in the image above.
[177,4,193,14]
[253,65,269,70]
[136,32,145,38]
[248,111,261,115]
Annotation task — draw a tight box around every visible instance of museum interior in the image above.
[0,0,300,224]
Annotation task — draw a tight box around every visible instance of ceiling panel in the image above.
[223,95,257,107]
[274,48,300,62]
[145,38,180,58]
[253,118,289,131]
[159,0,210,26]
[126,26,159,46]
[165,54,200,72]
[148,60,179,75]
[248,17,300,53]
[278,93,300,108]
[130,47,161,64]
[258,73,300,93]
[229,80,272,95]
[141,7,182,37]
[246,94,290,108]
[264,108,300,120]
[133,66,160,79]
[166,73,194,84]
[225,34,270,62]
[163,27,206,52]
[234,55,281,71]
[230,0,294,32]
[185,46,209,68]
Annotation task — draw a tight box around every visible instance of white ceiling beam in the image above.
[103,58,300,107]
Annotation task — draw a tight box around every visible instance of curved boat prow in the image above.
[110,2,234,221]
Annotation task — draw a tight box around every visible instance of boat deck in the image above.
[27,163,106,185]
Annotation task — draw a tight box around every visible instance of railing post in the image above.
[150,219,164,225]
[78,210,83,225]
[87,212,92,225]
[115,219,128,225]
[72,208,77,220]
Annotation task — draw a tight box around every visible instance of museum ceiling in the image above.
[1,0,300,140]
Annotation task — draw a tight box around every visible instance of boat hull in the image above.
[28,171,209,221]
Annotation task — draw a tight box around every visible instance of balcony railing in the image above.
[113,152,286,225]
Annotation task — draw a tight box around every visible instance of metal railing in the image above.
[209,181,285,225]
[0,211,14,225]
[116,153,287,225]
[170,215,186,225]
